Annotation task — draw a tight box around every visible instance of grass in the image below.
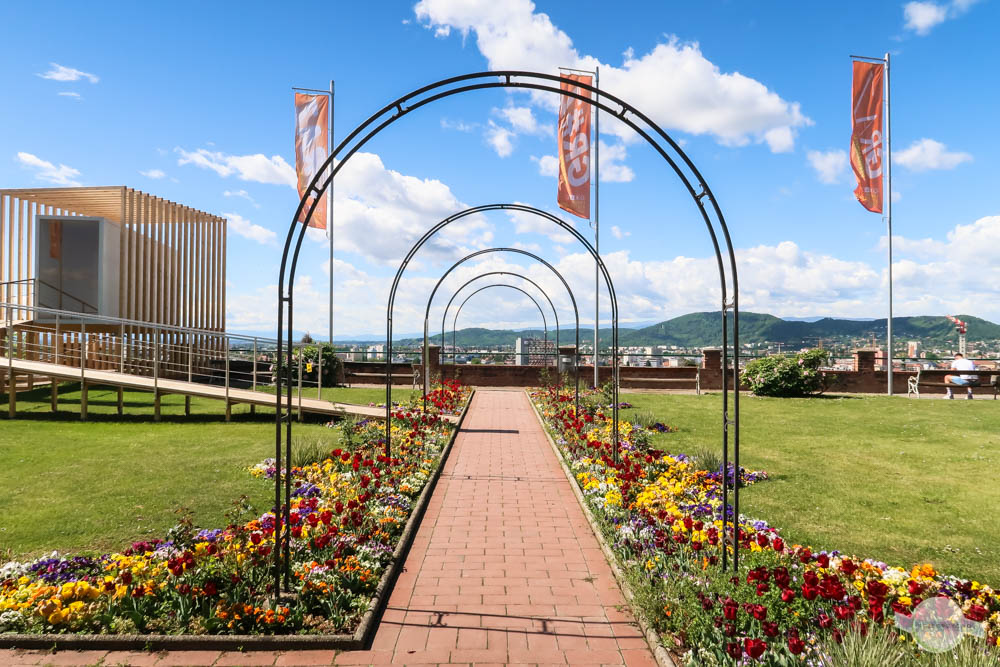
[254,385,422,406]
[0,382,412,559]
[619,391,1000,585]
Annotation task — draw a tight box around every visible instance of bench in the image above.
[906,368,999,399]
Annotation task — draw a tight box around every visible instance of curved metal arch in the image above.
[452,284,548,363]
[439,270,578,413]
[418,243,603,425]
[277,72,743,595]
[440,271,561,362]
[382,205,615,449]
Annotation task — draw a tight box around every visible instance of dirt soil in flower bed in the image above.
[0,382,471,638]
[531,386,1000,665]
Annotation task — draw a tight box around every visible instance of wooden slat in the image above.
[221,216,227,332]
[119,187,126,317]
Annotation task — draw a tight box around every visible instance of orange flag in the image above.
[557,74,593,219]
[294,93,330,228]
[850,61,884,214]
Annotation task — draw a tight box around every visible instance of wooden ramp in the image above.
[0,355,453,423]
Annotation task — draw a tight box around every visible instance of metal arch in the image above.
[439,271,564,364]
[417,242,605,432]
[382,205,614,451]
[429,259,582,413]
[452,284,548,364]
[278,71,742,595]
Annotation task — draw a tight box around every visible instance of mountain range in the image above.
[382,312,1000,348]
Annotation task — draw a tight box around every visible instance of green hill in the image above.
[393,312,1000,348]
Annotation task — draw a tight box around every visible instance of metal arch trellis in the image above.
[450,283,549,361]
[420,240,589,413]
[439,270,568,366]
[277,71,741,596]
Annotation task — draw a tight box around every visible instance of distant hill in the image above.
[391,312,1000,348]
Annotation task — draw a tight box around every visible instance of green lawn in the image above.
[254,385,422,406]
[620,392,1000,585]
[0,383,395,559]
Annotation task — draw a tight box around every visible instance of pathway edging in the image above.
[526,389,678,667]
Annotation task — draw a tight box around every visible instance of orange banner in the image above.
[557,74,593,219]
[294,92,329,229]
[850,61,884,214]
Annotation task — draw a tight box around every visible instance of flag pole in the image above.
[329,80,335,351]
[593,66,600,389]
[884,53,893,395]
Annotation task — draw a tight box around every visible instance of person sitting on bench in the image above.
[944,352,978,399]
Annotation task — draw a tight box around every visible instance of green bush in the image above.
[741,348,828,397]
[279,343,345,387]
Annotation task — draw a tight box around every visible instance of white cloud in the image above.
[15,152,81,186]
[610,225,630,240]
[503,202,575,244]
[228,213,1000,336]
[806,149,848,184]
[140,168,166,179]
[224,212,276,246]
[531,154,559,177]
[440,118,478,132]
[37,63,99,83]
[598,140,634,183]
[175,147,296,186]
[484,121,515,157]
[903,0,977,35]
[57,91,81,100]
[223,189,260,208]
[895,138,972,171]
[414,0,811,152]
[497,104,551,135]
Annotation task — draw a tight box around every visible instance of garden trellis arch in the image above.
[439,270,567,365]
[450,283,549,361]
[277,71,742,594]
[422,242,588,413]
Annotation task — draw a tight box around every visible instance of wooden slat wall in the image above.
[0,188,226,333]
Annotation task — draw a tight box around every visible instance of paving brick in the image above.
[273,650,336,666]
[214,651,279,666]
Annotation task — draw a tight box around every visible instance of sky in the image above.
[1,0,997,338]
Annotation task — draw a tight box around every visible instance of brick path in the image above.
[3,390,657,666]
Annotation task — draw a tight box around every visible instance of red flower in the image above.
[799,547,812,563]
[804,571,819,587]
[744,638,767,660]
[691,540,703,551]
[756,582,770,596]
[833,604,854,621]
[816,553,830,568]
[772,566,790,588]
[817,612,833,629]
[751,604,767,621]
[788,635,805,655]
[319,510,333,525]
[756,533,769,547]
[203,581,218,596]
[802,584,819,601]
[840,559,858,576]
[771,537,784,552]
[965,604,987,623]
[723,597,738,621]
[907,579,924,595]
[726,643,741,659]
[866,580,889,597]
[781,588,797,603]
[250,532,262,545]
[762,621,779,638]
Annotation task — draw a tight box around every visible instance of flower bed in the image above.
[531,386,1000,664]
[0,383,470,638]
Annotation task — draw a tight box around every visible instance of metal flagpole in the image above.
[334,79,342,350]
[593,67,600,389]
[884,54,893,396]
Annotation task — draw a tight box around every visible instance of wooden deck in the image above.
[0,355,455,423]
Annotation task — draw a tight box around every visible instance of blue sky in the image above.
[2,0,997,337]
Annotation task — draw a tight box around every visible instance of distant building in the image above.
[515,336,555,366]
[907,341,921,358]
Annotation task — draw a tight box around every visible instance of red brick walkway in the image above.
[3,390,657,666]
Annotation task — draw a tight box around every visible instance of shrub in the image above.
[741,348,829,397]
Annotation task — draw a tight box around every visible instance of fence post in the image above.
[297,345,303,422]
[225,335,231,422]
[51,313,60,412]
[153,327,161,422]
[185,336,192,416]
[317,344,323,401]
[80,322,88,420]
[250,337,258,416]
[6,309,14,419]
